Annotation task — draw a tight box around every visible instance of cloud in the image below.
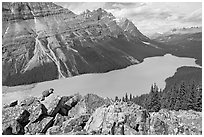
[55,2,202,36]
[56,2,106,14]
[104,2,146,10]
[181,8,202,23]
[105,2,202,36]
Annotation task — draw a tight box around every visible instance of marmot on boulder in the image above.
[41,88,54,101]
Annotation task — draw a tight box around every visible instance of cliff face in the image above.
[2,2,164,86]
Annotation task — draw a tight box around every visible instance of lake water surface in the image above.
[2,54,201,104]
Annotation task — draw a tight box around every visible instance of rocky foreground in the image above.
[2,91,202,135]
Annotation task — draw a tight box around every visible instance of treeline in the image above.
[115,81,202,112]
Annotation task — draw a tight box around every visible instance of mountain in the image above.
[117,18,149,41]
[151,27,202,65]
[150,27,201,40]
[2,2,164,86]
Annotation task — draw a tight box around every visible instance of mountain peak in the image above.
[117,18,149,41]
[2,2,161,86]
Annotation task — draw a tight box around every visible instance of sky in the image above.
[56,2,202,36]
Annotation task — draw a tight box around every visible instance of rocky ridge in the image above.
[2,91,202,135]
[2,2,164,86]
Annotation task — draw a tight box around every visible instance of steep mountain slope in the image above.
[2,2,164,86]
[151,27,202,65]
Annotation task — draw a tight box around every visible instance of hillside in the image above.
[151,27,202,66]
[2,2,165,86]
[164,66,202,92]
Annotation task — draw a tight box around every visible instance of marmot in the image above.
[41,88,54,101]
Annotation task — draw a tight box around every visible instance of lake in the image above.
[2,54,201,104]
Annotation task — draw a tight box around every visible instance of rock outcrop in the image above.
[84,102,149,135]
[2,91,108,135]
[68,93,110,117]
[2,2,164,86]
[2,91,202,135]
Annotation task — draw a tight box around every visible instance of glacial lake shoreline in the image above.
[2,54,201,104]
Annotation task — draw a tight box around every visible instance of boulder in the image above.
[53,113,65,126]
[3,104,10,109]
[151,117,169,135]
[61,114,90,134]
[2,107,30,135]
[42,88,54,98]
[3,100,18,108]
[24,116,54,135]
[20,96,38,106]
[58,95,75,115]
[2,99,48,135]
[16,110,30,127]
[41,94,76,117]
[46,126,62,135]
[29,104,48,123]
[64,94,81,110]
[84,106,107,133]
[68,94,109,117]
[2,120,24,135]
[41,94,62,117]
[149,109,202,135]
[9,100,18,107]
[85,102,150,135]
[124,125,140,135]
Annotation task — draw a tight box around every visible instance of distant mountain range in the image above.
[151,26,202,66]
[2,2,165,86]
[150,27,201,39]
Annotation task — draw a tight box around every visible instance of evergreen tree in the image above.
[125,93,128,102]
[130,93,132,101]
[187,81,197,110]
[169,84,178,110]
[160,89,170,109]
[174,99,182,111]
[174,82,188,111]
[122,96,125,102]
[146,84,161,112]
[194,86,202,112]
[180,82,188,110]
[115,96,119,102]
[132,81,202,112]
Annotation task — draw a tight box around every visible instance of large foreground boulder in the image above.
[41,93,81,117]
[2,98,43,135]
[68,94,111,117]
[20,97,38,106]
[149,109,202,135]
[2,107,30,135]
[84,102,149,135]
[61,114,90,134]
[24,117,54,135]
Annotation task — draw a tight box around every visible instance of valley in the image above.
[2,2,165,86]
[1,2,202,135]
[2,54,200,105]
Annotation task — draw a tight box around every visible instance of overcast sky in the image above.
[56,2,202,36]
